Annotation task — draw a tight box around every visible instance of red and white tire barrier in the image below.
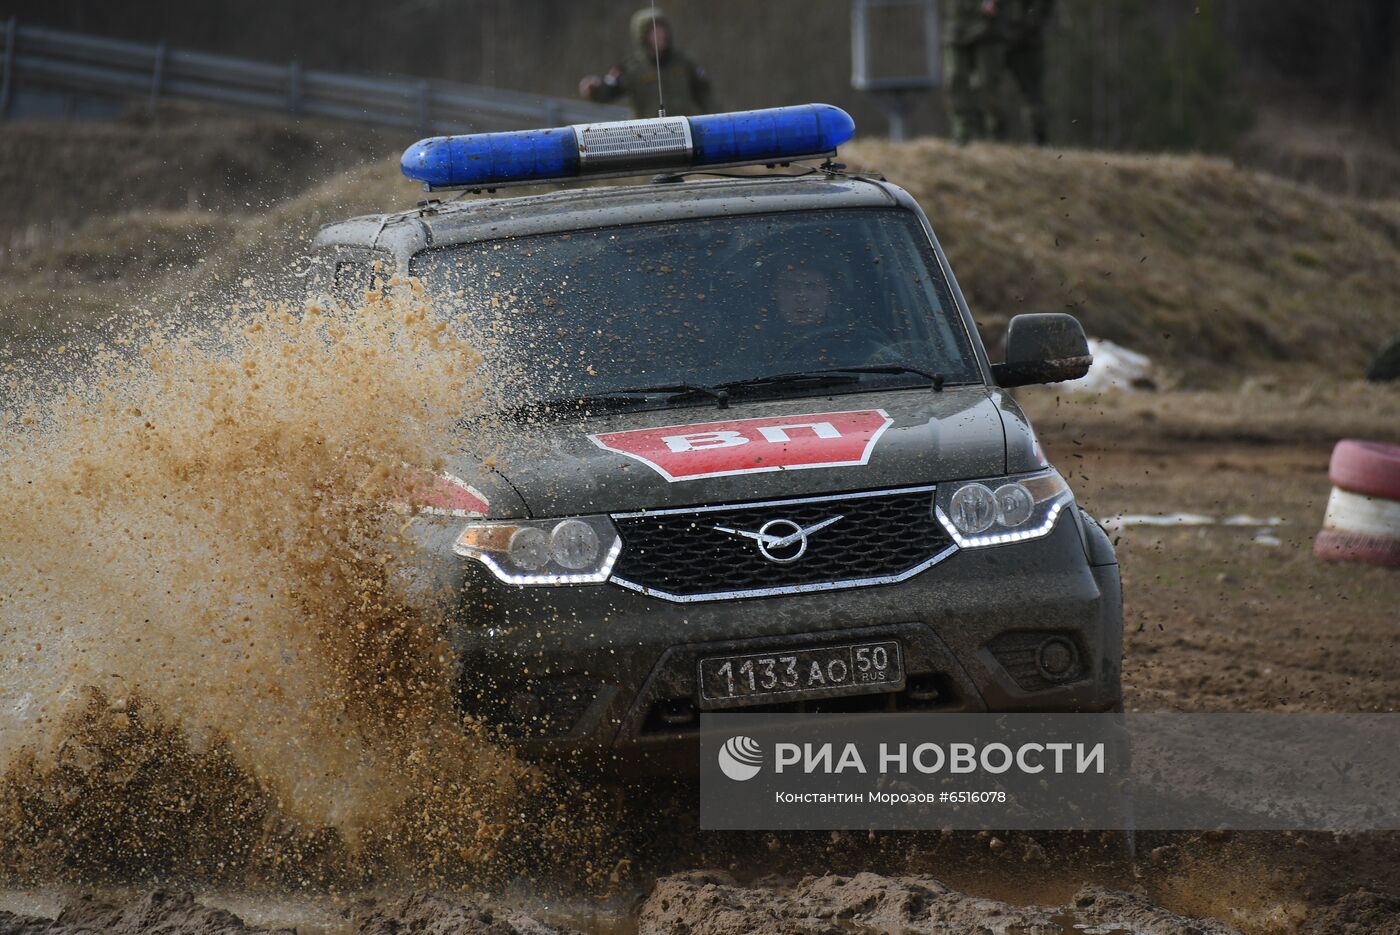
[1314,439,1400,569]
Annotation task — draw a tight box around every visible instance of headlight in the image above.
[454,515,622,584]
[935,468,1073,548]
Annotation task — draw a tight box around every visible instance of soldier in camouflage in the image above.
[579,8,713,119]
[1005,0,1054,145]
[943,0,1006,144]
[943,0,1053,144]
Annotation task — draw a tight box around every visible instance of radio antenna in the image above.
[649,0,666,117]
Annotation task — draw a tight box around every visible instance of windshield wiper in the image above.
[526,383,730,413]
[719,365,946,393]
[812,365,948,390]
[716,371,862,391]
[606,382,731,409]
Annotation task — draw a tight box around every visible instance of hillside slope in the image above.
[0,113,395,346]
[0,108,388,241]
[847,139,1400,381]
[3,128,1399,382]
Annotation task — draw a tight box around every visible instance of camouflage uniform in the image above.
[943,0,1052,144]
[942,0,1010,143]
[583,8,713,118]
[1003,0,1054,144]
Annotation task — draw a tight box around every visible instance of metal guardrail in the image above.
[0,20,627,133]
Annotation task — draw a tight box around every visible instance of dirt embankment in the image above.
[0,108,395,346]
[0,105,389,242]
[0,890,293,935]
[843,139,1400,383]
[15,869,1393,934]
[4,115,1399,385]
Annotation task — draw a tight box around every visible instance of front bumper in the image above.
[434,509,1121,771]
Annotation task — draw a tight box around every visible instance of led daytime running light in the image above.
[471,536,623,586]
[454,517,622,585]
[934,468,1073,549]
[936,497,1069,549]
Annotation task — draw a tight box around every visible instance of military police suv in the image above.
[311,105,1122,770]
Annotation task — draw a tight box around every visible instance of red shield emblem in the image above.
[393,470,490,517]
[589,409,893,482]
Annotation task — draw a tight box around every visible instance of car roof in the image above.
[313,174,906,262]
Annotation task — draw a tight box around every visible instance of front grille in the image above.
[609,486,955,601]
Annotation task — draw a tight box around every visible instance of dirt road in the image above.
[1026,384,1399,714]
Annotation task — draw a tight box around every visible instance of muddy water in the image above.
[0,278,597,885]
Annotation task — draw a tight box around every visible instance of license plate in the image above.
[698,640,903,708]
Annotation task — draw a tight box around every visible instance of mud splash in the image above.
[0,276,587,885]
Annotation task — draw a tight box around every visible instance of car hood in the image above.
[455,386,1013,518]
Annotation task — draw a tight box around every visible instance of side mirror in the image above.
[991,313,1093,388]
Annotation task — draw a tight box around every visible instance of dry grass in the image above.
[845,139,1400,382]
[0,131,410,346]
[0,107,389,241]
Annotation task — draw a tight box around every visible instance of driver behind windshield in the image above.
[768,264,858,364]
[413,209,981,404]
[774,266,833,329]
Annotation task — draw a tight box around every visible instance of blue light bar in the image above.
[400,104,855,190]
[400,126,578,190]
[690,105,855,166]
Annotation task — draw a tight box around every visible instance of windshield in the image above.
[410,208,981,405]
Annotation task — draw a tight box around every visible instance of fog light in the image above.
[1036,637,1079,681]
